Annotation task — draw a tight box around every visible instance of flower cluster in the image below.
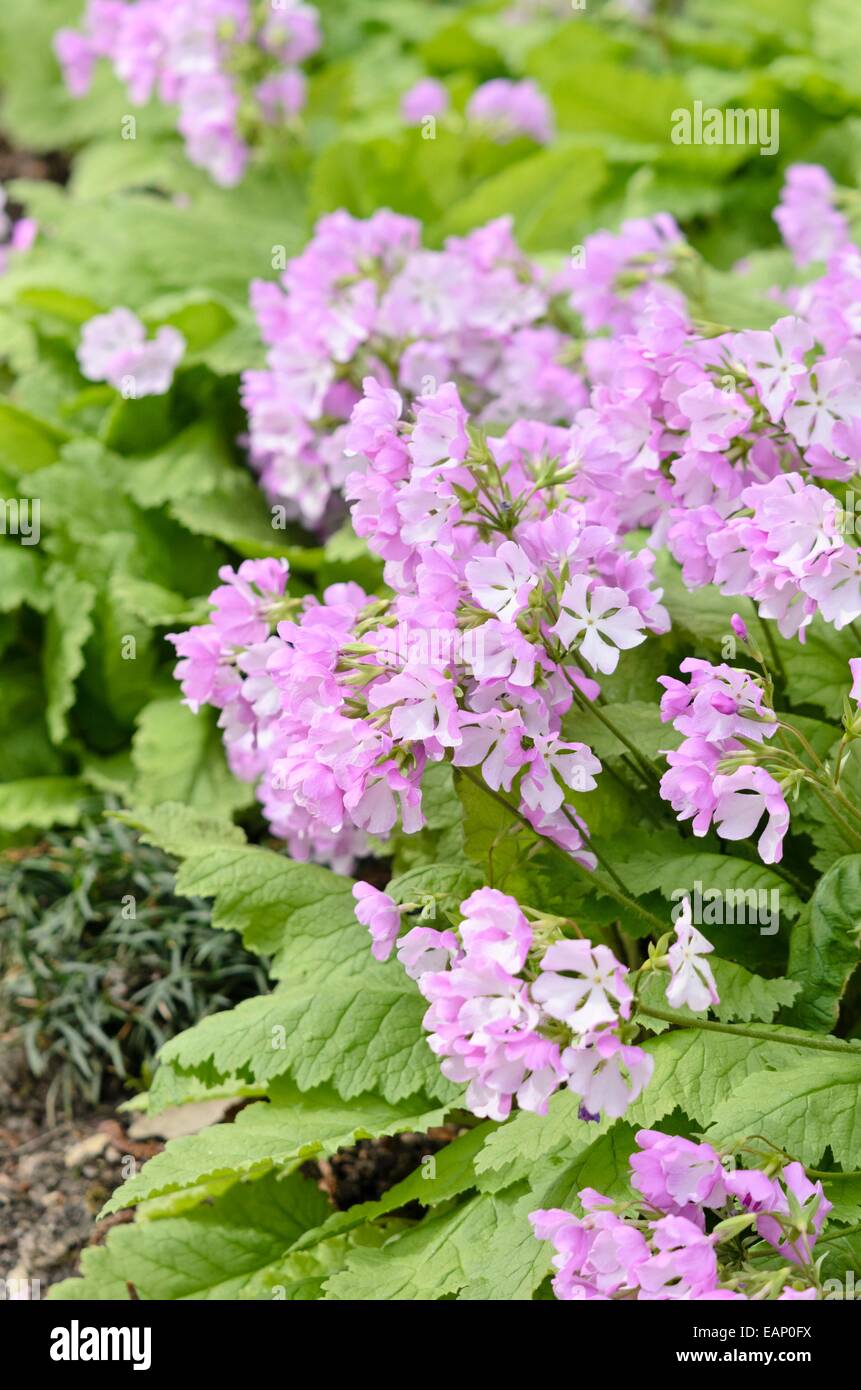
[400,77,553,145]
[78,308,186,397]
[241,212,586,525]
[243,166,861,641]
[173,373,672,867]
[55,0,321,186]
[658,657,789,864]
[465,78,554,145]
[354,884,652,1123]
[531,1130,831,1300]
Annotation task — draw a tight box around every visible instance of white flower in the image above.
[465,541,538,623]
[551,574,645,674]
[666,898,719,1012]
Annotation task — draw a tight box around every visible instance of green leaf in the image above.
[168,473,296,558]
[117,802,247,861]
[787,856,861,1031]
[158,969,459,1106]
[125,419,238,510]
[0,542,48,612]
[163,840,364,979]
[563,700,680,762]
[130,698,253,817]
[707,1053,861,1167]
[0,776,91,830]
[441,142,608,252]
[50,1171,329,1302]
[598,829,803,922]
[101,1080,448,1215]
[43,570,96,743]
[627,1026,814,1129]
[0,399,67,476]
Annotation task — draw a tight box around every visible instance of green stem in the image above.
[752,601,786,684]
[638,1005,858,1054]
[807,783,861,852]
[456,766,665,934]
[563,667,662,788]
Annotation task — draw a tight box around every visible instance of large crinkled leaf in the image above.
[102,1080,448,1215]
[130,698,253,818]
[441,142,609,251]
[43,570,96,743]
[787,856,861,1031]
[118,804,371,981]
[707,1053,861,1167]
[0,542,48,612]
[158,970,459,1105]
[118,802,248,860]
[50,1171,329,1302]
[596,828,804,922]
[0,776,91,831]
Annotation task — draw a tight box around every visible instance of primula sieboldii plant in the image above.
[55,0,321,186]
[159,162,861,1300]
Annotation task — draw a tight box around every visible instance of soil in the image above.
[0,1049,456,1298]
[0,1051,163,1298]
[0,134,70,190]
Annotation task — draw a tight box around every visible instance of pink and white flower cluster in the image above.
[172,375,670,868]
[531,1130,831,1300]
[354,884,652,1123]
[658,658,789,864]
[55,0,321,186]
[78,307,186,396]
[400,77,553,145]
[241,212,587,525]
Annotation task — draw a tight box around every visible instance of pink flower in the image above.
[409,383,470,471]
[210,558,290,646]
[631,1131,726,1218]
[784,359,861,453]
[457,887,532,974]
[712,765,790,864]
[562,1034,654,1119]
[78,308,185,395]
[529,1206,650,1300]
[850,657,861,703]
[532,940,632,1036]
[353,882,401,961]
[397,925,461,979]
[367,663,461,747]
[467,78,554,145]
[465,542,538,623]
[401,79,449,125]
[638,1215,719,1300]
[733,316,813,420]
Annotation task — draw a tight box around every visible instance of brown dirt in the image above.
[0,1047,456,1298]
[0,1052,159,1298]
